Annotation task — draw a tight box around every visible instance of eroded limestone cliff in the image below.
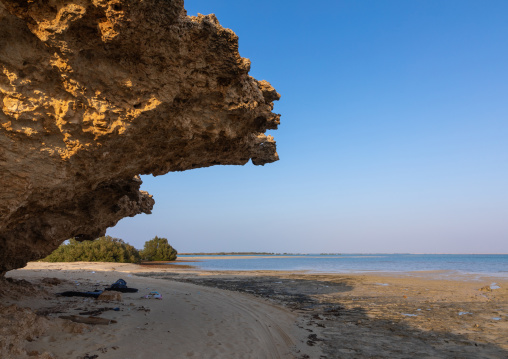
[0,0,280,274]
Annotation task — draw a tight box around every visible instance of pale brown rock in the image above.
[0,0,280,274]
[97,291,122,301]
[0,304,87,358]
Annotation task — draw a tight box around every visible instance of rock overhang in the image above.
[0,0,280,274]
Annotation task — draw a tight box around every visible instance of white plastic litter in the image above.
[143,291,163,300]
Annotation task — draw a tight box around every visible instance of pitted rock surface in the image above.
[0,0,280,274]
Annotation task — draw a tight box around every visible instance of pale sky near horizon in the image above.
[108,0,508,254]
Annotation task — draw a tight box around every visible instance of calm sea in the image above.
[178,254,508,277]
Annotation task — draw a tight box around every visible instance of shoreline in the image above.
[172,255,508,280]
[2,262,507,358]
[177,260,508,281]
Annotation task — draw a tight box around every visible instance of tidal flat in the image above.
[138,267,508,359]
[1,261,507,358]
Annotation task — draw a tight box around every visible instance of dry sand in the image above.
[1,261,507,359]
[2,262,319,359]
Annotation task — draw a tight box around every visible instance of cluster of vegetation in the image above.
[41,236,177,263]
[140,236,177,261]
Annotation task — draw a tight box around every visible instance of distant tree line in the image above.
[41,236,177,263]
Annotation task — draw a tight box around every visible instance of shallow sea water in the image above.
[177,254,508,277]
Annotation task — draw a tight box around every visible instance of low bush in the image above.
[41,236,141,263]
[140,236,178,261]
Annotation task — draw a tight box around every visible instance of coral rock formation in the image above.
[0,0,280,274]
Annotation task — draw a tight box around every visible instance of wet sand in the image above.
[1,261,507,358]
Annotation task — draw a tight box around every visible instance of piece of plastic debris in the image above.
[143,291,162,300]
[459,312,472,316]
[402,313,417,317]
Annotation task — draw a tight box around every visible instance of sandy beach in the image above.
[1,261,507,358]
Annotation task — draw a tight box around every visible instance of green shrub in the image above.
[140,236,178,261]
[41,236,141,263]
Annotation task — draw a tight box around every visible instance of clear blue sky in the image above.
[108,0,508,253]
